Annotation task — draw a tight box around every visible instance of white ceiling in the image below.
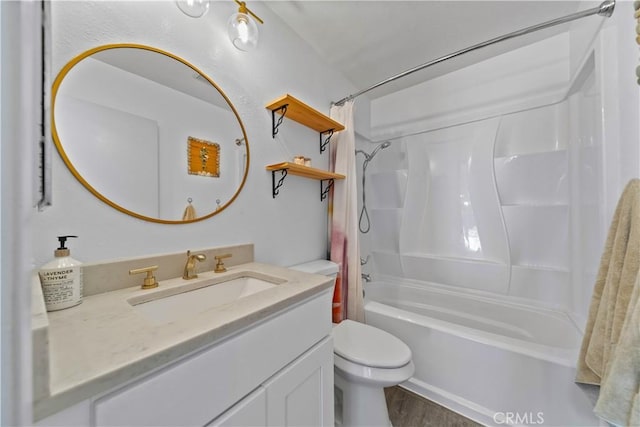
[264,1,599,101]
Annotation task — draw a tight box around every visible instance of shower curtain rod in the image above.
[332,0,615,106]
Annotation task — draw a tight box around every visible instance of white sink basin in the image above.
[129,274,282,325]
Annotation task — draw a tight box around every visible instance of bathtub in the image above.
[364,279,601,427]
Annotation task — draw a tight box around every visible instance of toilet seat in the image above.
[332,320,412,368]
[334,353,415,387]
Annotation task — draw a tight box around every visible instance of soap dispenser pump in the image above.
[38,235,83,311]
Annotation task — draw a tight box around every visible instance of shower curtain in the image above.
[328,100,364,323]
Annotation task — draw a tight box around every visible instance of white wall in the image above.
[34,1,365,268]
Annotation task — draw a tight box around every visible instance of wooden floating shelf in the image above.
[265,162,345,180]
[265,95,345,199]
[266,162,344,200]
[265,94,345,133]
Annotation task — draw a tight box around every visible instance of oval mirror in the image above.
[51,44,249,224]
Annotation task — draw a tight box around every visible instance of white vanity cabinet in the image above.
[36,289,334,427]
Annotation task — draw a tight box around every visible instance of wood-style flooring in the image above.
[384,386,482,427]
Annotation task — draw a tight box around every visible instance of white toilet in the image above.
[290,260,415,427]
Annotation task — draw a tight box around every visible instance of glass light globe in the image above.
[175,0,209,18]
[227,12,259,51]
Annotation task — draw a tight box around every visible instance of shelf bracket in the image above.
[320,179,334,201]
[319,129,334,154]
[271,169,288,198]
[271,105,288,138]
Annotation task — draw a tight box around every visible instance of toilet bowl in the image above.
[333,319,415,427]
[290,260,415,427]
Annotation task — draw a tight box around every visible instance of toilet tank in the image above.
[289,260,339,283]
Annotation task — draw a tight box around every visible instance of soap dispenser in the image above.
[38,235,83,311]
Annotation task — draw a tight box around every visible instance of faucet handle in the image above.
[129,265,159,289]
[214,254,232,273]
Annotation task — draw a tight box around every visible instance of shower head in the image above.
[357,141,391,162]
[367,141,391,161]
[358,141,392,234]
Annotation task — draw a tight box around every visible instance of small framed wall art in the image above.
[187,136,220,177]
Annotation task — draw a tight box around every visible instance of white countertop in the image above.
[33,262,333,419]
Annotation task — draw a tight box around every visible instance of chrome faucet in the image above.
[183,250,206,280]
[361,273,371,283]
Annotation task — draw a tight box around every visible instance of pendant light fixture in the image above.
[227,0,263,52]
[175,0,210,18]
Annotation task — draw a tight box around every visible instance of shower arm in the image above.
[332,0,615,106]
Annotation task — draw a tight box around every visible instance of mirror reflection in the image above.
[52,44,249,223]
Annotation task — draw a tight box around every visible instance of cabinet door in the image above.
[264,337,334,427]
[206,387,266,427]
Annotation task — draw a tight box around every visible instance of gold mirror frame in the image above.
[51,43,250,224]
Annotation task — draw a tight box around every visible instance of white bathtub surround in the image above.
[359,28,615,424]
[364,33,608,304]
[365,280,600,426]
[329,100,364,322]
[400,119,508,264]
[361,40,611,427]
[366,30,612,309]
[386,102,580,307]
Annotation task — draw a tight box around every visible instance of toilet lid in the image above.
[332,320,412,368]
